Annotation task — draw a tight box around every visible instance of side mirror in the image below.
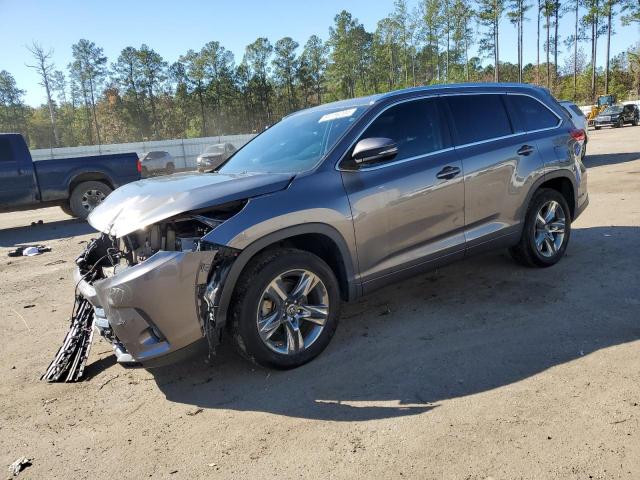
[352,137,398,165]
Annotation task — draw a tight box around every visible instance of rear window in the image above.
[0,138,15,162]
[446,94,513,145]
[511,95,561,131]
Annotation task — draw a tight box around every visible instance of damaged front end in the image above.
[44,204,242,381]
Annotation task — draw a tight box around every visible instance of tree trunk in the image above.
[546,6,551,89]
[553,0,559,89]
[574,0,578,100]
[465,25,470,82]
[88,76,101,146]
[605,4,612,94]
[537,0,541,84]
[591,4,598,101]
[495,12,500,82]
[197,82,206,136]
[43,76,59,147]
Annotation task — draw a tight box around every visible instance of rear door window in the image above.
[510,95,560,131]
[446,94,513,145]
[358,98,449,163]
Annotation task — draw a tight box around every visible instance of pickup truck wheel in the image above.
[69,181,112,220]
[509,188,571,268]
[59,203,75,217]
[229,248,340,369]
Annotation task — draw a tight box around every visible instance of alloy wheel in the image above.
[534,200,566,258]
[256,269,329,355]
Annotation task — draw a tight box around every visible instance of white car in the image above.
[560,101,588,159]
[139,151,175,176]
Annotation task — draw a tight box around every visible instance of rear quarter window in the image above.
[510,95,560,131]
[446,94,513,145]
[0,138,15,162]
[569,105,585,117]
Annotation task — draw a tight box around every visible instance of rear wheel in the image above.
[594,126,601,130]
[69,181,112,220]
[509,189,571,268]
[633,116,639,126]
[229,248,340,369]
[165,162,175,175]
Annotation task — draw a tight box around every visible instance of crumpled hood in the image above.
[88,171,292,237]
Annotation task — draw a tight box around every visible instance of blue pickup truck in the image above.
[0,133,141,219]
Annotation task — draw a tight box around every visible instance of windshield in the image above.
[204,144,224,154]
[602,106,623,114]
[218,105,367,174]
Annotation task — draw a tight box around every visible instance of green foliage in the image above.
[4,4,639,148]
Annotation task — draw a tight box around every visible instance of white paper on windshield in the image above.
[318,108,357,123]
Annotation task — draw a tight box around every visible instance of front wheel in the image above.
[229,248,341,369]
[69,181,112,220]
[509,189,571,268]
[633,116,639,126]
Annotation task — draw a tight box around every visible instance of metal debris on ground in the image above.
[7,245,51,257]
[41,296,95,382]
[8,457,32,477]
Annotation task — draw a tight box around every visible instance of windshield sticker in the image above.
[318,108,357,123]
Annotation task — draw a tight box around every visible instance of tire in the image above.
[165,162,175,175]
[595,126,601,130]
[141,166,149,177]
[633,116,639,126]
[69,181,113,220]
[509,188,571,268]
[615,119,623,128]
[229,248,341,369]
[59,202,75,218]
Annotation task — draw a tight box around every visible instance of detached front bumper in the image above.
[75,250,217,366]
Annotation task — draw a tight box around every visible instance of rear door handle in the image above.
[517,145,535,156]
[436,166,461,180]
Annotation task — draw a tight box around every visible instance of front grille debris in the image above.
[41,296,95,382]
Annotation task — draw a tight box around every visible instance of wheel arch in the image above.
[216,223,359,332]
[68,172,115,196]
[522,171,577,221]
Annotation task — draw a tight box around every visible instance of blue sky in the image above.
[0,0,636,106]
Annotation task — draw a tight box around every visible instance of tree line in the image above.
[1,0,639,149]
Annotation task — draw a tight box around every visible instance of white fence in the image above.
[30,134,257,171]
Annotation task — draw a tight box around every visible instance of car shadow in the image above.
[148,225,639,421]
[0,219,94,247]
[583,151,639,168]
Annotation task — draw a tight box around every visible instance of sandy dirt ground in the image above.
[1,126,639,480]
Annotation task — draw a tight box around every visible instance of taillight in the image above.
[137,159,142,173]
[570,128,586,142]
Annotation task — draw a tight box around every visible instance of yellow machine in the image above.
[587,94,617,126]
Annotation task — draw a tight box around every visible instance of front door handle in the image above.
[517,145,535,156]
[436,166,461,180]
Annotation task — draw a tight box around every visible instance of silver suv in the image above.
[75,83,589,370]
